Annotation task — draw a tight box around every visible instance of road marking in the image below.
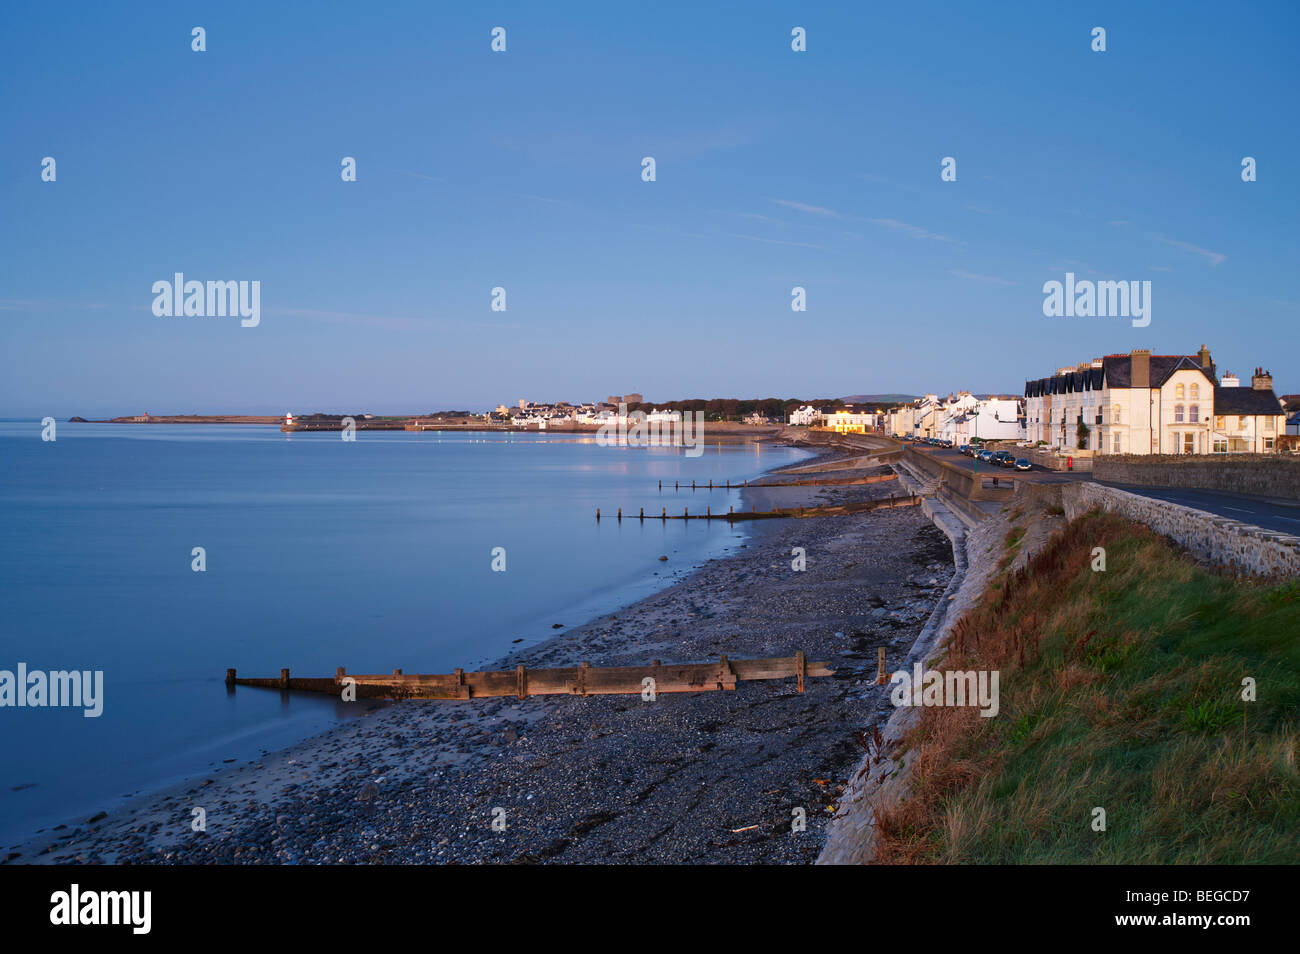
[1223,506,1251,513]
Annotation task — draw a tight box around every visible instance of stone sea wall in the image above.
[1094,454,1300,501]
[1061,482,1300,578]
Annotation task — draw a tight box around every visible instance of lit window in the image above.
[1191,383,1199,399]
[1176,383,1185,399]
[1215,416,1224,429]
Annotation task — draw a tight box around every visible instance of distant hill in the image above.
[839,393,920,405]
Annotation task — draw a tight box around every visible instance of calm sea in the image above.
[0,421,810,846]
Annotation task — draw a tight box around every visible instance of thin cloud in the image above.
[270,307,519,332]
[0,299,108,312]
[952,270,1016,286]
[770,198,840,217]
[867,218,956,243]
[723,232,826,250]
[1151,233,1226,266]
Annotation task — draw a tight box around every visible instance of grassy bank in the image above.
[876,510,1299,864]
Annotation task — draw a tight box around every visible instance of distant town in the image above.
[94,345,1298,456]
[428,345,1297,458]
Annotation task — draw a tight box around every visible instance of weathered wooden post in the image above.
[639,507,644,520]
[877,648,887,685]
[617,507,622,521]
[516,664,528,699]
[596,508,600,521]
[225,668,236,686]
[335,666,345,685]
[280,668,290,690]
[661,507,666,520]
[796,650,806,693]
[394,668,403,675]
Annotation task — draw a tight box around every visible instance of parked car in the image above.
[993,451,1015,467]
[958,444,970,456]
[978,450,994,463]
[1014,458,1032,471]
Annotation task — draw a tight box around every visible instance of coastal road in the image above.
[1098,483,1300,536]
[906,443,1300,535]
[910,444,1089,484]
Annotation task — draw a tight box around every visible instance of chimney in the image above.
[1220,372,1239,388]
[1131,349,1151,389]
[1197,344,1212,370]
[1252,368,1273,391]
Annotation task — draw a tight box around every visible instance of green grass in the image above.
[876,510,1300,864]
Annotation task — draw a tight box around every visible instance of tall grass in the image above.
[875,510,1300,864]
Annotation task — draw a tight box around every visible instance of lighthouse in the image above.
[284,412,294,427]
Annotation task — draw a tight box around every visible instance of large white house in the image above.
[1023,347,1286,455]
[937,394,1023,445]
[788,405,821,426]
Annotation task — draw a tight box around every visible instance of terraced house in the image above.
[1023,346,1286,455]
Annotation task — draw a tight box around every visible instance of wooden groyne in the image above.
[658,473,897,491]
[226,653,832,701]
[597,494,919,522]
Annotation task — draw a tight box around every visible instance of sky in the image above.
[2,0,1297,415]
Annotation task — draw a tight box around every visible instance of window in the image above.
[1265,437,1275,450]
[1215,416,1225,430]
[1174,405,1185,423]
[1184,433,1196,454]
[1176,383,1185,399]
[1113,405,1121,424]
[1191,383,1199,399]
[1112,433,1122,453]
[1213,439,1227,453]
[1265,417,1275,432]
[1190,405,1199,423]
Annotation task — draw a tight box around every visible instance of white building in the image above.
[1024,347,1286,455]
[789,405,821,426]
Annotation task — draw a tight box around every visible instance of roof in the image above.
[1102,354,1215,389]
[1214,387,1284,416]
[1025,354,1217,397]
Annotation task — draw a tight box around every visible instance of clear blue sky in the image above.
[2,0,1297,415]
